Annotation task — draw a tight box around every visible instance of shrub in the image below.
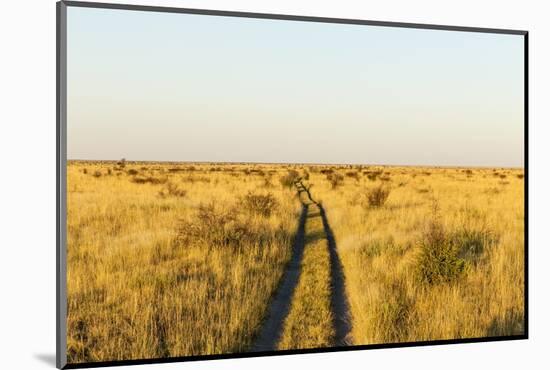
[415,210,465,285]
[302,170,310,181]
[92,170,102,178]
[454,228,495,263]
[346,171,360,181]
[263,176,273,188]
[117,158,126,168]
[158,182,187,198]
[107,169,112,175]
[176,204,265,249]
[280,170,300,188]
[367,186,391,207]
[127,169,139,175]
[131,176,167,185]
[243,192,278,217]
[517,174,524,179]
[181,175,211,184]
[365,170,383,181]
[327,173,344,189]
[82,168,87,174]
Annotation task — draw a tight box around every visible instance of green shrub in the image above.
[415,215,465,285]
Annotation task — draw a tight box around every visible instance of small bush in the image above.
[367,186,391,207]
[127,169,139,176]
[365,170,383,181]
[454,228,495,263]
[131,176,167,185]
[243,192,278,217]
[499,174,507,179]
[517,174,524,179]
[107,169,112,175]
[117,158,126,168]
[415,209,465,285]
[181,175,211,184]
[82,168,87,174]
[280,170,300,188]
[327,173,344,189]
[158,182,187,198]
[176,204,266,249]
[346,171,360,180]
[263,176,273,188]
[92,170,102,178]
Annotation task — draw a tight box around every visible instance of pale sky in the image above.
[67,6,525,167]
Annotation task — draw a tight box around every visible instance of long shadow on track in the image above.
[297,180,353,346]
[251,202,309,351]
[251,179,352,350]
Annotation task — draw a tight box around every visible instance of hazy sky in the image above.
[67,7,524,167]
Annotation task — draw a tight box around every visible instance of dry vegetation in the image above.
[312,165,525,343]
[67,161,300,362]
[67,161,525,362]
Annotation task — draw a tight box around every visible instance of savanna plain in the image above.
[66,160,524,363]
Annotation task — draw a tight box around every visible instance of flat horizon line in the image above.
[66,158,524,170]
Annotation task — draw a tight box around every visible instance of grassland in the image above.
[312,166,525,343]
[66,161,301,362]
[66,161,524,363]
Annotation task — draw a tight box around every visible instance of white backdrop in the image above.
[1,0,547,369]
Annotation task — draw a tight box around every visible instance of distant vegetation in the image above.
[66,160,525,362]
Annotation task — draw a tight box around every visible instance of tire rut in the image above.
[251,179,352,351]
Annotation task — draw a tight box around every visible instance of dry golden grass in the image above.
[310,165,524,344]
[278,203,333,350]
[67,161,301,362]
[67,161,524,362]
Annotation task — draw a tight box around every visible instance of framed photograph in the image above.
[56,1,528,368]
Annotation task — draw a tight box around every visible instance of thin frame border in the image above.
[56,1,529,369]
